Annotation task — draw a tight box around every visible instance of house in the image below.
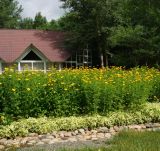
[0,29,92,73]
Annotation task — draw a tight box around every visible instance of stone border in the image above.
[0,123,160,150]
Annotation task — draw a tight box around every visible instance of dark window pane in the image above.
[23,51,42,60]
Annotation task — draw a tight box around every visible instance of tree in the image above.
[60,0,160,67]
[33,12,47,29]
[60,0,123,67]
[19,17,34,29]
[0,0,22,28]
[109,0,160,67]
[45,19,59,30]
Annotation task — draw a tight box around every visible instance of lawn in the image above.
[106,130,160,151]
[18,130,160,151]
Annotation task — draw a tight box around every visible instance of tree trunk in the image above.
[100,53,104,67]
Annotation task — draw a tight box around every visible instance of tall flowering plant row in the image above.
[0,67,159,117]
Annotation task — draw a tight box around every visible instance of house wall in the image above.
[1,62,62,73]
[2,63,16,71]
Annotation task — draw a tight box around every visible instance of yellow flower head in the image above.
[12,88,16,92]
[27,88,30,91]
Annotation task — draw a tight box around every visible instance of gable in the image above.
[16,44,48,62]
[22,51,42,61]
[0,30,71,63]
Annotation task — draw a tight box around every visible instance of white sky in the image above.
[17,0,65,21]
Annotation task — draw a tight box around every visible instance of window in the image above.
[22,51,41,60]
[18,50,46,71]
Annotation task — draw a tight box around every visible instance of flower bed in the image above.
[0,67,159,118]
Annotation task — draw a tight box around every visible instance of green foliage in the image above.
[60,0,123,66]
[19,17,34,29]
[19,14,60,30]
[0,0,22,28]
[0,103,160,138]
[59,0,160,67]
[33,12,47,29]
[0,67,160,118]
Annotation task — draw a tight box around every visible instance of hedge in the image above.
[0,103,160,138]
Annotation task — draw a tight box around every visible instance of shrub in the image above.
[0,103,160,138]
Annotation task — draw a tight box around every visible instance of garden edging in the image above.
[0,123,160,150]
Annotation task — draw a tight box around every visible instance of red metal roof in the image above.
[0,29,70,63]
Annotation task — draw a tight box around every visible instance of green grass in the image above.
[106,130,160,151]
[18,130,160,151]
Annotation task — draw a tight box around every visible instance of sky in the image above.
[18,0,65,21]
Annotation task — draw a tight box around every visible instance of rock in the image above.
[58,131,67,138]
[14,137,22,142]
[0,145,5,150]
[71,132,77,136]
[97,127,109,133]
[105,133,112,139]
[27,140,37,145]
[153,123,160,128]
[20,138,28,145]
[91,130,97,134]
[139,124,146,129]
[51,132,58,137]
[78,129,85,134]
[52,138,60,143]
[84,128,88,131]
[5,140,14,147]
[61,137,68,140]
[109,127,115,133]
[74,130,79,134]
[146,123,154,128]
[41,138,51,144]
[77,135,84,141]
[91,134,97,140]
[113,126,120,132]
[85,130,92,135]
[64,132,72,137]
[46,135,55,139]
[0,138,7,145]
[122,126,129,130]
[36,141,45,145]
[97,133,105,138]
[68,137,77,142]
[84,135,91,140]
[38,135,46,139]
[48,140,55,144]
[28,133,38,137]
[59,133,65,138]
[91,137,98,141]
[27,142,34,146]
[128,125,141,130]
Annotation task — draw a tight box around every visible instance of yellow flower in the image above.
[4,67,9,71]
[12,88,16,92]
[27,88,30,91]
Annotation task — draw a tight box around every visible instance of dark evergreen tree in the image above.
[0,0,22,28]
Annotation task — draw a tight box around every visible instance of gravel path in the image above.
[18,139,109,151]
